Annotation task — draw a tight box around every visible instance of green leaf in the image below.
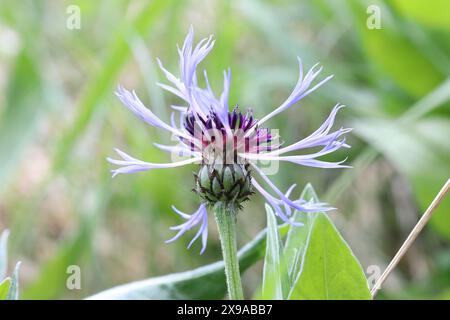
[0,278,11,300]
[259,185,370,300]
[0,230,9,280]
[289,186,371,300]
[261,205,290,299]
[6,262,21,300]
[87,224,288,300]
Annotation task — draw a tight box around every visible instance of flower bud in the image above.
[194,163,253,207]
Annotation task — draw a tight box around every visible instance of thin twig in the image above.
[371,178,450,299]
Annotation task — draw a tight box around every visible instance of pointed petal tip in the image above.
[311,62,320,69]
[115,84,128,96]
[113,147,125,156]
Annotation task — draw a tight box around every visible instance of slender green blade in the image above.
[0,278,11,300]
[0,230,9,280]
[261,205,290,299]
[6,262,21,300]
[283,184,318,282]
[0,52,45,192]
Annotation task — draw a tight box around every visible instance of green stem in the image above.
[214,204,244,300]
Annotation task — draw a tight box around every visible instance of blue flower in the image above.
[108,27,351,254]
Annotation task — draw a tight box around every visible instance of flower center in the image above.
[183,107,277,165]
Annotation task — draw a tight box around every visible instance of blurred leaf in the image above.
[22,173,110,299]
[6,262,21,300]
[289,186,371,300]
[392,0,450,31]
[237,0,313,62]
[0,230,9,280]
[325,149,379,203]
[401,77,450,122]
[364,30,442,98]
[261,205,290,299]
[350,0,443,98]
[0,278,11,300]
[129,35,167,119]
[354,117,450,240]
[0,52,44,191]
[22,220,92,299]
[53,0,174,171]
[87,224,289,300]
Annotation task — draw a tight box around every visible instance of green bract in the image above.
[194,164,253,207]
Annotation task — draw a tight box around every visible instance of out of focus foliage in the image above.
[0,0,449,299]
[0,230,21,300]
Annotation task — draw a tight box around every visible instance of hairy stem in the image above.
[214,204,244,300]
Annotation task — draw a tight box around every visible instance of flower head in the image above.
[108,27,351,254]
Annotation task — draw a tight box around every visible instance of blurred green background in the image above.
[0,0,449,299]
